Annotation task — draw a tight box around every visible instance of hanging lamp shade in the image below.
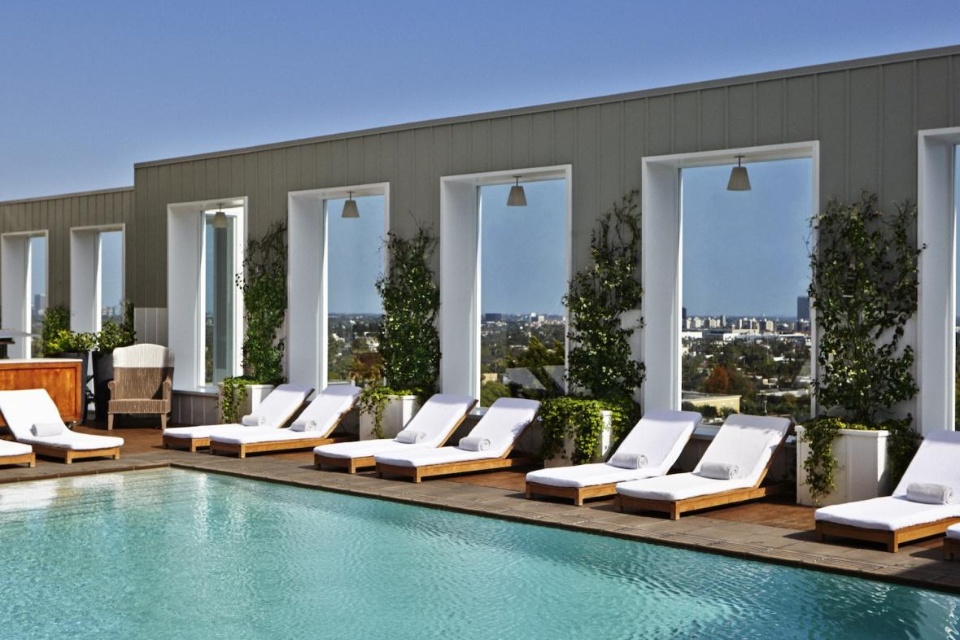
[507,176,527,206]
[342,192,360,218]
[726,156,751,191]
[213,204,228,229]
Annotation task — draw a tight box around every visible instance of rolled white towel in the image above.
[698,461,740,480]
[609,452,648,470]
[31,422,64,437]
[905,482,954,505]
[290,420,318,433]
[459,436,490,452]
[395,429,426,444]
[241,414,267,427]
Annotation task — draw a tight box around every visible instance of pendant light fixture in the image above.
[507,176,527,207]
[212,203,228,229]
[726,156,751,191]
[341,191,360,218]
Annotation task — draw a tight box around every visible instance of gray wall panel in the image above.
[673,91,699,154]
[646,95,673,156]
[449,123,472,175]
[918,57,951,130]
[622,99,647,186]
[817,71,848,201]
[785,76,816,142]
[700,88,726,150]
[511,114,532,169]
[848,67,881,194]
[531,112,555,168]
[599,102,624,200]
[756,80,784,146]
[727,84,756,149]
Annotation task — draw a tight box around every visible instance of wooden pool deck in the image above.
[3,423,960,595]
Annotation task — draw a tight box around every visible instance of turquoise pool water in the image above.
[0,469,957,640]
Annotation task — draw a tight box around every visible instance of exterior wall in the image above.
[0,188,133,309]
[127,47,960,308]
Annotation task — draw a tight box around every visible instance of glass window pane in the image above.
[479,179,566,406]
[204,210,237,385]
[681,159,813,423]
[326,196,384,383]
[29,235,46,357]
[99,230,123,327]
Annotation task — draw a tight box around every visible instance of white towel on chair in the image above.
[459,436,490,452]
[241,414,267,427]
[31,422,64,437]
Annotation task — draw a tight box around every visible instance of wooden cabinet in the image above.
[0,359,84,425]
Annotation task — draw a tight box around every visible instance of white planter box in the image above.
[359,395,419,440]
[218,383,275,423]
[795,425,890,507]
[544,409,614,468]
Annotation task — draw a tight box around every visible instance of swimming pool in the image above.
[0,469,956,639]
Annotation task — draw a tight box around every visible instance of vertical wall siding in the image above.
[0,188,132,309]
[6,51,957,312]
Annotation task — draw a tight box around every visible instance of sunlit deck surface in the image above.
[3,422,959,594]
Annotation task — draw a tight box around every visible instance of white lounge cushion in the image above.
[0,439,33,457]
[615,413,791,501]
[526,462,664,489]
[814,430,960,532]
[211,384,360,446]
[815,496,960,532]
[32,422,64,437]
[375,397,540,468]
[162,383,315,439]
[525,409,700,489]
[947,523,960,540]
[0,389,124,450]
[313,394,477,461]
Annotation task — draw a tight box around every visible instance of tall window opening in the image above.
[680,159,813,423]
[98,230,123,327]
[478,179,566,406]
[203,206,241,385]
[954,145,960,428]
[325,195,385,383]
[28,235,47,357]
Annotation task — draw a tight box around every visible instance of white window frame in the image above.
[439,165,572,399]
[1,230,48,359]
[167,198,246,390]
[70,224,125,334]
[640,142,819,414]
[287,183,390,393]
[917,127,960,435]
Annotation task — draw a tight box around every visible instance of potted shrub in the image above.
[797,193,922,506]
[540,191,644,463]
[92,301,136,421]
[41,306,96,423]
[357,227,440,439]
[219,222,287,422]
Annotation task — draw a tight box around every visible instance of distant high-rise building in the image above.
[797,296,810,322]
[483,313,502,322]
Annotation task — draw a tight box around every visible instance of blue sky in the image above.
[4,1,960,316]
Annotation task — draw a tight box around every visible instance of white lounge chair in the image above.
[208,385,360,458]
[614,413,792,519]
[313,394,478,473]
[162,383,314,452]
[0,440,34,468]
[525,409,701,506]
[0,389,124,464]
[816,430,960,552]
[374,397,540,482]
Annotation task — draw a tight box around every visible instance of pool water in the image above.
[0,469,957,640]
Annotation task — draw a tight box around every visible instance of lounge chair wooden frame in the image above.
[614,438,789,520]
[375,415,539,483]
[313,404,475,473]
[163,434,212,452]
[31,443,120,465]
[816,517,960,553]
[943,534,960,560]
[525,481,620,506]
[211,433,353,459]
[0,450,35,468]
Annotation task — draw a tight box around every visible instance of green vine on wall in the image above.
[564,189,645,399]
[802,193,923,502]
[375,226,441,396]
[236,221,287,385]
[539,396,635,464]
[357,384,415,439]
[219,376,249,424]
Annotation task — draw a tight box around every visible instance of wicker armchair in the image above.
[107,344,175,430]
